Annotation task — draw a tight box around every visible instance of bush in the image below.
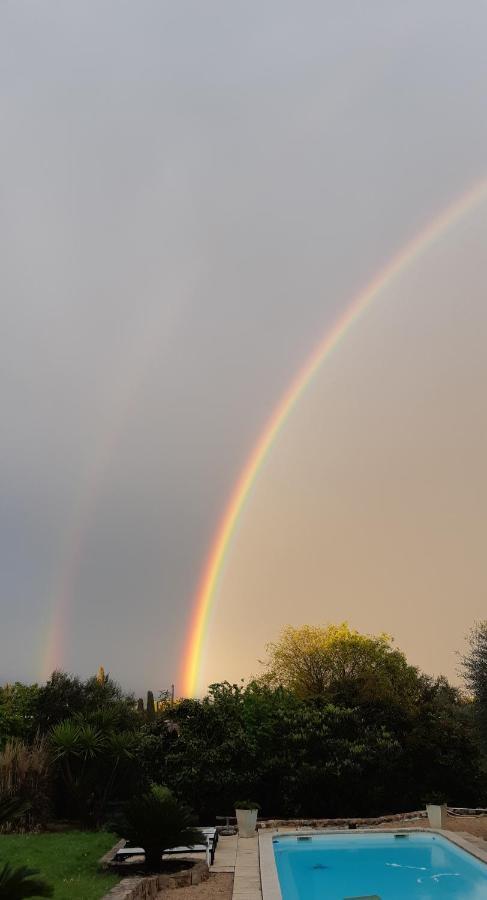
[0,863,53,899]
[139,679,484,820]
[50,716,142,825]
[117,785,204,870]
[234,801,260,810]
[0,739,51,831]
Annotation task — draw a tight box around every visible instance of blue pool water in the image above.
[273,832,487,898]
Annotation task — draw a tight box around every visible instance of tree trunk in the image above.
[144,847,162,870]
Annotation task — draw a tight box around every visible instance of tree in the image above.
[117,785,203,870]
[146,691,155,721]
[35,672,86,731]
[140,671,483,820]
[262,623,421,705]
[34,671,138,734]
[461,621,487,746]
[49,705,141,824]
[0,683,40,745]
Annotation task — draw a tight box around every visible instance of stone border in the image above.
[258,811,426,829]
[99,839,127,869]
[101,860,209,899]
[259,828,487,899]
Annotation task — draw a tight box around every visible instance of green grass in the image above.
[0,831,120,900]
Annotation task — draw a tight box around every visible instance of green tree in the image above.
[35,672,86,731]
[461,621,487,746]
[140,673,482,820]
[262,623,421,705]
[49,711,140,824]
[146,691,155,721]
[0,683,40,745]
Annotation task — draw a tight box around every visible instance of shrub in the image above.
[0,739,51,831]
[234,801,260,810]
[117,785,204,870]
[0,862,53,899]
[50,716,142,825]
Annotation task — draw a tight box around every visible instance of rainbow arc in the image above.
[181,177,487,697]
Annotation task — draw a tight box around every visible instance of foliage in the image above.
[423,791,447,805]
[49,712,140,825]
[32,671,138,734]
[0,831,119,900]
[146,691,155,722]
[140,676,483,820]
[0,863,53,899]
[0,796,31,828]
[116,784,204,870]
[0,738,51,830]
[262,623,422,705]
[234,800,260,810]
[461,621,487,747]
[0,684,40,745]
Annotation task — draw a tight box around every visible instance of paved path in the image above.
[212,833,262,900]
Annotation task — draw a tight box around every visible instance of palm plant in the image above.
[50,717,140,823]
[118,785,204,870]
[0,862,53,899]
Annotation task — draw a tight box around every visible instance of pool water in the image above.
[273,832,487,898]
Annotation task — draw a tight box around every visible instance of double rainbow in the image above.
[181,177,487,696]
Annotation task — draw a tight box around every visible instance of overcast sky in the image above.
[2,1,487,695]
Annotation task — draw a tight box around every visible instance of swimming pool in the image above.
[272,831,487,898]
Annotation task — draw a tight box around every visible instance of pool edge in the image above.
[259,827,487,899]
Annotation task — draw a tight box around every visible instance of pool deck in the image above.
[212,833,262,899]
[211,826,487,900]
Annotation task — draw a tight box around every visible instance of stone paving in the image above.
[212,833,262,900]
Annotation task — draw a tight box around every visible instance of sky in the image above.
[1,1,487,696]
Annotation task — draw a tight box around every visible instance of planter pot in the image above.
[235,808,258,837]
[426,804,447,829]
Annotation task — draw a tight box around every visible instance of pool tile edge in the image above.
[259,830,282,900]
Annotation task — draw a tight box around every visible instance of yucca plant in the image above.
[0,862,53,899]
[50,717,141,824]
[118,784,204,870]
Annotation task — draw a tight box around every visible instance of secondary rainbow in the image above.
[181,176,487,696]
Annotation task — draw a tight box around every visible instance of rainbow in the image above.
[181,176,487,697]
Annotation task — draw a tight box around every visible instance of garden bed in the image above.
[101,859,209,899]
[0,830,120,899]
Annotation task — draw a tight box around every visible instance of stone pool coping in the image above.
[259,827,487,899]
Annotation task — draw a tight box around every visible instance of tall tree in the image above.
[262,623,421,704]
[146,691,156,721]
[461,621,487,745]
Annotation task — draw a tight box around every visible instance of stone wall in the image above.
[258,810,427,829]
[101,861,209,900]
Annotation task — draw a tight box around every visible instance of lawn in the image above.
[0,831,120,900]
